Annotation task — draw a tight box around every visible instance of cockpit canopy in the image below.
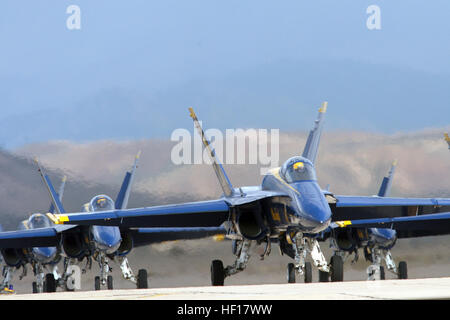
[28,213,52,229]
[280,156,317,183]
[89,195,115,212]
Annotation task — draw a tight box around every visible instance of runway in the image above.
[2,277,450,300]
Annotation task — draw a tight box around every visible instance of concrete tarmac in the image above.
[2,277,450,300]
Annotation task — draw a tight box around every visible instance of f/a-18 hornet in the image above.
[0,175,67,293]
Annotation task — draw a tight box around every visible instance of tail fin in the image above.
[302,102,327,165]
[189,107,234,197]
[445,133,450,149]
[377,160,397,197]
[49,175,67,213]
[115,151,141,210]
[34,158,66,214]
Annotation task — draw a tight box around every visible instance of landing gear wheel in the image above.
[211,260,225,286]
[380,266,385,280]
[137,269,148,289]
[32,282,38,293]
[94,276,100,290]
[304,262,312,283]
[330,255,344,282]
[45,273,56,292]
[107,275,113,290]
[398,261,408,279]
[287,263,296,283]
[318,270,329,282]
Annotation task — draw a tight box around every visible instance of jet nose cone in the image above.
[301,206,332,233]
[92,226,122,254]
[33,247,56,262]
[307,216,331,233]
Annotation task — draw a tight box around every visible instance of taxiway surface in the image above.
[1,277,450,300]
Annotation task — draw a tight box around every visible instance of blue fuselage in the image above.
[367,228,397,250]
[91,225,122,254]
[261,166,332,234]
[31,246,58,264]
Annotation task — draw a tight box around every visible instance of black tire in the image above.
[32,282,38,294]
[137,269,148,289]
[330,255,344,282]
[287,263,296,283]
[107,275,113,290]
[318,270,329,282]
[380,266,385,280]
[211,260,225,286]
[45,273,56,292]
[398,261,408,279]
[94,276,100,290]
[304,262,312,283]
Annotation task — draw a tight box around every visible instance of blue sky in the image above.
[0,1,449,148]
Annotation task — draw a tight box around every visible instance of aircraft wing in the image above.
[332,211,450,239]
[48,199,231,228]
[330,195,450,221]
[127,226,226,247]
[0,225,77,248]
[0,224,226,249]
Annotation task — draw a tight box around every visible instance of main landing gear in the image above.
[209,233,333,286]
[211,239,252,286]
[31,263,60,293]
[366,248,407,280]
[94,253,148,290]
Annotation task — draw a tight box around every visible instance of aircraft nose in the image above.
[292,181,332,233]
[92,226,122,253]
[304,209,332,232]
[33,247,56,262]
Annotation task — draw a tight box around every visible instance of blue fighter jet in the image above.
[32,153,226,290]
[0,176,67,293]
[5,103,450,287]
[319,160,408,282]
[35,152,151,290]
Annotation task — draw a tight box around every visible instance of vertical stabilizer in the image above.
[34,158,66,214]
[189,107,234,197]
[115,151,141,210]
[302,102,327,165]
[377,160,397,197]
[49,175,67,213]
